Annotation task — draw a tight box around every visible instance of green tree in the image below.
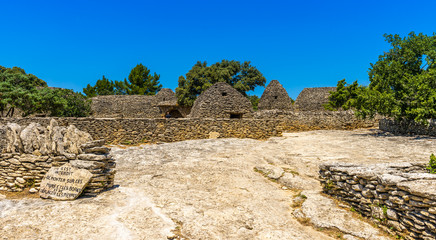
[83,75,116,97]
[248,95,260,111]
[83,64,162,97]
[324,79,363,111]
[124,64,162,95]
[176,60,266,106]
[326,32,436,123]
[0,65,90,117]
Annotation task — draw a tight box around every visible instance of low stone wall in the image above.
[0,121,115,196]
[0,112,379,145]
[380,119,436,136]
[320,162,436,240]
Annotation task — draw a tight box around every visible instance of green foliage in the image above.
[83,75,116,97]
[83,64,162,97]
[324,79,364,111]
[176,60,266,106]
[427,154,436,174]
[325,32,436,123]
[0,65,90,117]
[124,64,162,95]
[248,95,260,111]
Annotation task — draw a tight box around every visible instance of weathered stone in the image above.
[63,125,92,154]
[39,163,92,200]
[69,160,105,169]
[386,209,398,220]
[351,184,363,191]
[83,147,109,154]
[208,132,220,139]
[255,164,284,180]
[80,139,106,149]
[77,154,109,161]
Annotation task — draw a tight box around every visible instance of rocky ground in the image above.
[1,129,436,240]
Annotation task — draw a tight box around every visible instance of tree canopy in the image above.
[83,64,162,97]
[326,32,436,123]
[0,66,90,117]
[176,60,266,106]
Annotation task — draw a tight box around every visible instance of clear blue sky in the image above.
[1,0,435,99]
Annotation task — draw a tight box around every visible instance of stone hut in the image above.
[155,88,190,118]
[294,87,335,111]
[91,95,160,118]
[258,80,293,111]
[189,82,253,119]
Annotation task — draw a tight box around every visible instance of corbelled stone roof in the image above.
[189,82,253,118]
[258,80,293,111]
[295,87,336,111]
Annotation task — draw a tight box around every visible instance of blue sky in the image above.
[1,0,435,99]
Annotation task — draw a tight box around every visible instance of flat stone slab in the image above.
[39,163,92,200]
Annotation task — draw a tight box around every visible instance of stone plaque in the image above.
[39,163,92,200]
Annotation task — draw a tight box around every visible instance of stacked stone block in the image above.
[380,119,436,136]
[0,121,115,196]
[320,162,436,240]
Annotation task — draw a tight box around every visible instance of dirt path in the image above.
[1,129,435,239]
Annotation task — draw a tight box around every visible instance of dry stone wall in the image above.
[0,120,115,196]
[0,112,378,145]
[91,95,161,118]
[380,119,436,136]
[320,162,436,240]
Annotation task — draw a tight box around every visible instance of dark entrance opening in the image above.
[230,113,243,119]
[169,109,183,118]
[274,96,278,99]
[222,92,227,96]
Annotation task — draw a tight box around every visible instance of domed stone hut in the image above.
[155,88,177,102]
[258,80,293,111]
[189,82,253,119]
[155,88,190,118]
[294,87,336,111]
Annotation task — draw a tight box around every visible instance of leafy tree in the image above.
[324,79,363,111]
[0,65,90,117]
[176,60,266,106]
[248,95,260,111]
[326,32,436,123]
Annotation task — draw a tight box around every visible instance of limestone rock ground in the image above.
[1,129,435,239]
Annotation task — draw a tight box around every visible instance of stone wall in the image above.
[379,119,436,136]
[320,162,436,240]
[295,87,336,111]
[91,95,161,118]
[0,111,378,145]
[0,120,115,196]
